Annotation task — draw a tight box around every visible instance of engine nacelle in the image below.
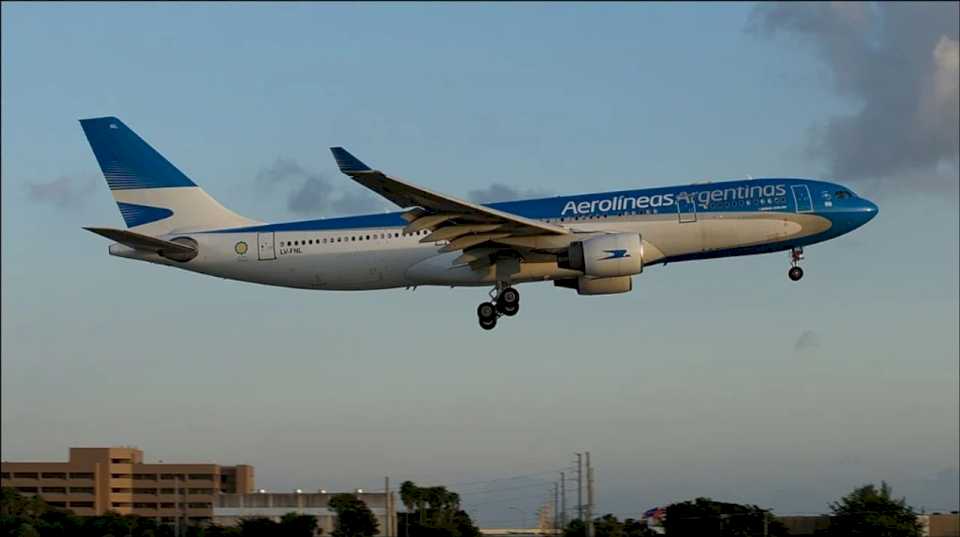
[554,276,633,295]
[558,233,643,277]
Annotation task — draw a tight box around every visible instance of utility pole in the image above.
[553,483,559,534]
[576,453,583,522]
[585,452,594,537]
[385,477,391,537]
[560,472,567,529]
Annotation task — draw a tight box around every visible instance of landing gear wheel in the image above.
[788,266,804,281]
[477,302,497,321]
[479,317,497,330]
[498,301,519,316]
[500,287,520,306]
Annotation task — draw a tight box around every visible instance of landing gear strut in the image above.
[477,283,520,330]
[788,247,804,281]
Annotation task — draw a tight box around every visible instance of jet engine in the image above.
[558,232,643,277]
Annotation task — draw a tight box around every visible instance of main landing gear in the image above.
[788,247,805,281]
[477,283,520,330]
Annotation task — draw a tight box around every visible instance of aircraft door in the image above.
[258,232,276,260]
[792,185,813,213]
[677,193,697,223]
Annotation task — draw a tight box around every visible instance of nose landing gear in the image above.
[477,283,520,330]
[788,247,804,281]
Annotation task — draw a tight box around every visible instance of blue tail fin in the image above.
[80,117,197,190]
[80,116,256,234]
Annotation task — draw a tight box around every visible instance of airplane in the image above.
[80,116,878,330]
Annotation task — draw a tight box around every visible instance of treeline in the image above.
[2,481,482,537]
[560,481,924,537]
[0,488,357,537]
[3,481,926,537]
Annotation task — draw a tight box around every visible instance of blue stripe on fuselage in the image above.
[203,178,843,234]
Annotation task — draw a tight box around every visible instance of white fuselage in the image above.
[109,210,829,291]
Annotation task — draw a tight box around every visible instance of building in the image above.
[1,446,254,525]
[214,491,397,535]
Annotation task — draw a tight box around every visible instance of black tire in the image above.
[500,287,520,305]
[479,317,497,330]
[498,301,519,316]
[788,266,804,281]
[477,302,497,320]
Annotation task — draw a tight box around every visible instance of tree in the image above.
[664,498,787,537]
[395,482,480,537]
[329,493,379,537]
[563,519,586,537]
[818,482,922,537]
[237,516,280,537]
[280,512,320,537]
[563,515,658,537]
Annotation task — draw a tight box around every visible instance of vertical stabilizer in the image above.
[80,116,258,235]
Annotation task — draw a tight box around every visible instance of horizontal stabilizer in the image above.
[84,227,197,261]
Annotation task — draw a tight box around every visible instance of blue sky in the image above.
[2,2,958,524]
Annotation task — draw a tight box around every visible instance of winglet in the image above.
[330,147,372,173]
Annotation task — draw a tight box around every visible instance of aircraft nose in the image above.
[848,198,879,228]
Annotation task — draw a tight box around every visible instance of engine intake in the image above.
[558,233,643,277]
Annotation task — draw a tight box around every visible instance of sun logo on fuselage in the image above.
[235,241,248,255]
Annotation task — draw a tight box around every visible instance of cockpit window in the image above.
[835,190,852,199]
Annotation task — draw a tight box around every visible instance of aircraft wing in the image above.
[330,147,570,261]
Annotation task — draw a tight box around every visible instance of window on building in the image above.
[134,473,157,480]
[111,474,132,479]
[48,502,66,508]
[69,487,94,494]
[134,488,157,495]
[70,501,94,508]
[69,473,94,480]
[41,472,66,479]
[112,488,132,493]
[160,488,175,494]
[15,487,38,494]
[41,487,66,494]
[111,458,132,464]
[160,474,180,480]
[13,473,38,479]
[187,474,213,481]
[188,488,214,494]
[0,472,10,479]
[187,503,212,509]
